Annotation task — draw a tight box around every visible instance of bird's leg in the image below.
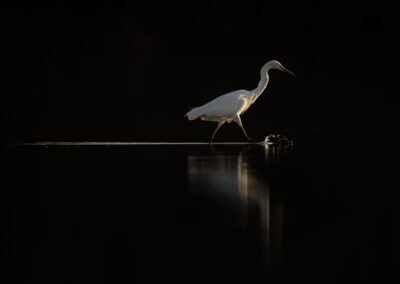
[235,115,254,141]
[210,121,225,144]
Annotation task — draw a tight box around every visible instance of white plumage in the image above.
[185,60,295,142]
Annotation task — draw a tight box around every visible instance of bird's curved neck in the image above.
[250,65,270,99]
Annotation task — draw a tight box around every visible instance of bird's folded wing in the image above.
[204,97,248,118]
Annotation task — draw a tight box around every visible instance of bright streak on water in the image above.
[19,141,266,146]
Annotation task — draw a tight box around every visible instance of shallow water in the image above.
[1,141,397,283]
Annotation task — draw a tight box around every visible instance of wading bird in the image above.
[185,60,295,142]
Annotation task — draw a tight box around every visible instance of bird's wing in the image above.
[202,95,248,119]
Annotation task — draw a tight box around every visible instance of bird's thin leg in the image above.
[235,115,253,141]
[210,121,225,143]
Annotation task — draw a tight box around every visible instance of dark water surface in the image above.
[1,140,397,283]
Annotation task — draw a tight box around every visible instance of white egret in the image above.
[185,60,295,142]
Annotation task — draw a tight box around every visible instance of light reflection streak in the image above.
[188,145,291,262]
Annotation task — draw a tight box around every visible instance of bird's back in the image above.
[186,90,250,121]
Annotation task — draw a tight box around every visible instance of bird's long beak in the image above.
[282,66,296,77]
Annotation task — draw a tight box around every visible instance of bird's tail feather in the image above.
[185,106,204,120]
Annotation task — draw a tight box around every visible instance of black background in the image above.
[2,1,398,142]
[1,2,399,283]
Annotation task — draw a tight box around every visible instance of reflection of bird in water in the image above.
[264,144,292,166]
[185,60,295,142]
[188,145,289,253]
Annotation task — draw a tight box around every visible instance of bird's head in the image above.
[266,60,296,76]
